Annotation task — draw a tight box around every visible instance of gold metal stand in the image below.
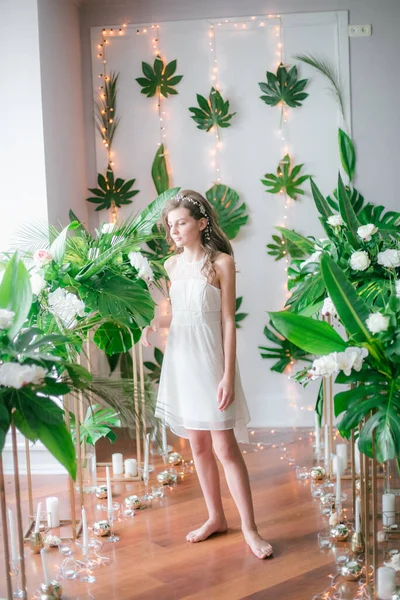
[0,455,13,599]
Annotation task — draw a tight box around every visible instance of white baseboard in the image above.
[2,432,67,475]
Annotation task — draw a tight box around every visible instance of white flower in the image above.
[349,250,371,271]
[396,280,400,299]
[309,354,339,380]
[88,248,100,260]
[48,288,85,329]
[101,223,115,234]
[128,251,154,281]
[357,223,378,241]
[321,296,337,318]
[335,347,369,375]
[377,249,400,268]
[0,363,48,389]
[33,249,53,267]
[366,312,390,334]
[30,273,46,296]
[300,250,322,270]
[327,215,344,227]
[0,308,15,330]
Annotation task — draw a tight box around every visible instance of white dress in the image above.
[155,253,250,442]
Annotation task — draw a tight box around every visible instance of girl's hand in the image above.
[217,376,235,411]
[141,323,157,347]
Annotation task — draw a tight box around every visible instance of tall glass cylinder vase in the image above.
[76,443,97,494]
[384,459,400,496]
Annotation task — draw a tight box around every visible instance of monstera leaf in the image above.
[259,63,308,110]
[205,184,248,240]
[86,167,139,211]
[189,88,236,134]
[144,347,164,384]
[235,297,248,329]
[259,321,311,372]
[136,57,183,98]
[262,154,310,199]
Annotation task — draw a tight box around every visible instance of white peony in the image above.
[357,223,378,241]
[33,249,53,267]
[0,308,15,330]
[396,280,400,299]
[128,251,154,281]
[327,215,344,227]
[30,273,46,296]
[0,363,48,389]
[309,354,339,380]
[377,249,400,268]
[48,288,85,329]
[349,250,371,271]
[321,296,337,318]
[366,312,390,334]
[300,250,322,270]
[101,223,115,234]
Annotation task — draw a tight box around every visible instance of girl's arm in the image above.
[215,254,237,410]
[142,258,174,347]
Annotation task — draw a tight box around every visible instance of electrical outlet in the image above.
[348,24,372,37]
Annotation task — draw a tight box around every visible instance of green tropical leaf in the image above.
[0,253,32,339]
[189,88,236,134]
[235,296,248,329]
[310,178,333,218]
[358,203,400,241]
[338,128,356,182]
[268,311,347,354]
[124,187,180,240]
[0,402,10,454]
[266,234,308,261]
[259,63,309,111]
[262,155,310,200]
[295,53,345,119]
[259,321,311,372]
[86,166,139,212]
[275,227,315,254]
[205,185,248,239]
[144,346,164,383]
[337,173,360,248]
[94,71,120,152]
[151,144,169,195]
[93,321,134,355]
[136,57,183,98]
[38,420,77,479]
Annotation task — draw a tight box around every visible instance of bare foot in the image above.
[243,529,273,559]
[186,518,228,543]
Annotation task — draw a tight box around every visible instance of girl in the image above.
[142,190,273,559]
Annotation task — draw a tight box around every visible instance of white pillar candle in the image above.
[377,566,396,599]
[40,547,51,584]
[354,442,360,475]
[7,508,18,561]
[143,433,150,478]
[81,506,88,556]
[382,493,396,527]
[46,497,60,528]
[161,421,168,456]
[324,424,329,468]
[34,501,42,534]
[355,496,361,533]
[112,453,123,476]
[334,456,341,503]
[336,443,348,473]
[314,413,321,454]
[106,466,113,512]
[124,458,137,477]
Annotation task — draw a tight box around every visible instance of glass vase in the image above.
[76,443,97,494]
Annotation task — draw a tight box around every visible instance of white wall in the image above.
[0,0,48,252]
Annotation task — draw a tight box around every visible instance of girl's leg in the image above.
[211,429,273,559]
[186,429,228,543]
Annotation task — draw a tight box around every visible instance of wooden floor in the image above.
[1,429,360,599]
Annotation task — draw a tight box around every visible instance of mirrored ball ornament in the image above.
[92,520,111,537]
[330,524,349,542]
[341,560,362,581]
[95,485,108,499]
[168,452,182,466]
[124,495,142,510]
[50,580,63,598]
[157,470,175,485]
[310,466,326,481]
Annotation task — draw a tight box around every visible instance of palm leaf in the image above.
[136,57,183,98]
[94,71,120,152]
[189,88,236,134]
[259,63,309,110]
[262,154,310,200]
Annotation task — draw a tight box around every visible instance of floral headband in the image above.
[175,193,212,240]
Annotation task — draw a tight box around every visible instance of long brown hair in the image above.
[160,189,233,281]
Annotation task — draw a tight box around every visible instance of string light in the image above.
[208,23,222,185]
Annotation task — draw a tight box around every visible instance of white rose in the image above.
[30,273,46,296]
[300,250,322,270]
[377,249,400,269]
[0,308,15,330]
[48,288,85,329]
[366,312,390,334]
[357,223,378,241]
[309,353,339,380]
[101,223,115,234]
[321,296,337,318]
[128,251,154,281]
[349,250,371,271]
[33,249,53,267]
[396,280,400,299]
[0,363,48,389]
[327,215,344,227]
